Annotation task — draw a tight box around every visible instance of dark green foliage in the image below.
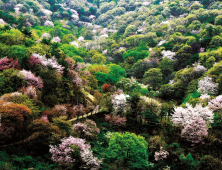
[141,109,160,133]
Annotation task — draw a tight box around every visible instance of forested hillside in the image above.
[1,0,222,169]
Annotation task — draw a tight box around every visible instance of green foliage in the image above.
[141,109,160,132]
[143,68,162,90]
[177,153,199,170]
[0,69,27,96]
[122,41,149,62]
[52,117,72,136]
[106,132,149,169]
[95,72,108,86]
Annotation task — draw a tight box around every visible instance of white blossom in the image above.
[70,41,79,48]
[197,76,218,95]
[172,103,214,127]
[42,33,51,39]
[158,40,166,46]
[52,36,61,43]
[72,14,79,21]
[78,36,84,43]
[44,20,54,27]
[41,9,52,15]
[161,50,175,60]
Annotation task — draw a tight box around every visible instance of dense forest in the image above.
[1,0,222,169]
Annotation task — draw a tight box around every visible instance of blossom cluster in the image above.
[110,93,130,115]
[172,103,213,127]
[105,114,127,126]
[44,20,54,27]
[32,53,64,74]
[161,50,176,60]
[0,57,20,71]
[197,76,218,95]
[49,136,102,169]
[18,69,44,89]
[154,147,169,161]
[181,117,208,145]
[208,95,222,111]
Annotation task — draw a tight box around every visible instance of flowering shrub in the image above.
[20,85,38,100]
[208,95,222,111]
[154,147,169,161]
[105,114,127,126]
[32,53,64,74]
[110,93,130,115]
[73,119,100,139]
[49,136,102,169]
[197,76,218,95]
[0,57,20,71]
[18,69,44,89]
[52,36,61,43]
[181,118,208,145]
[44,20,54,27]
[161,50,175,60]
[200,94,211,102]
[138,96,161,114]
[73,104,84,117]
[172,103,213,127]
[194,65,207,74]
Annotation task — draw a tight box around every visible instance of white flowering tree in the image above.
[197,76,218,95]
[172,103,214,127]
[111,93,130,116]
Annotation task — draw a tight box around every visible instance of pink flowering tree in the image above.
[105,114,127,126]
[49,136,102,169]
[0,57,20,71]
[73,119,100,140]
[18,69,44,89]
[208,95,222,112]
[31,53,64,74]
[154,147,169,161]
[181,118,208,146]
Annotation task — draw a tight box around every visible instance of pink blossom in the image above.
[181,118,208,145]
[18,69,44,89]
[154,147,169,161]
[0,57,20,70]
[197,76,218,95]
[208,95,222,111]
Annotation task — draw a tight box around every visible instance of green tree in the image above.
[106,132,149,169]
[95,72,108,86]
[159,58,174,77]
[176,45,192,69]
[142,109,160,133]
[143,68,162,90]
[92,53,106,64]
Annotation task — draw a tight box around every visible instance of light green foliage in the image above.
[143,68,162,89]
[215,15,222,25]
[210,35,222,48]
[92,53,106,64]
[106,132,149,169]
[0,29,24,45]
[199,47,222,64]
[124,25,137,37]
[72,55,84,63]
[62,34,76,44]
[190,3,203,10]
[206,56,215,69]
